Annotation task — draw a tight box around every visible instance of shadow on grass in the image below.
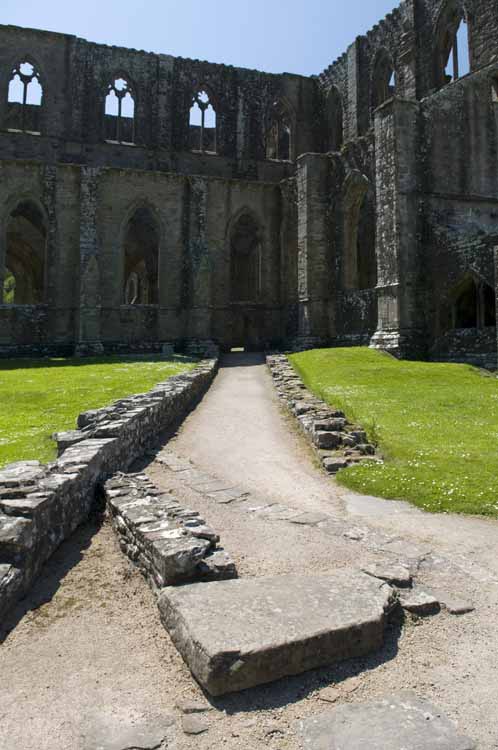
[0,355,198,372]
[0,512,103,645]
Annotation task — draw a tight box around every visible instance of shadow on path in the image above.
[220,352,265,369]
[0,514,103,644]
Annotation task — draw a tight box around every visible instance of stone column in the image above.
[294,153,332,348]
[185,177,214,353]
[75,167,104,356]
[370,98,424,358]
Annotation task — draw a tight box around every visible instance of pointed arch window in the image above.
[372,50,396,111]
[6,61,43,134]
[2,200,47,305]
[451,276,496,329]
[105,77,135,144]
[122,207,159,305]
[325,87,344,152]
[189,89,217,153]
[435,3,471,89]
[230,213,262,303]
[342,173,377,291]
[266,101,293,162]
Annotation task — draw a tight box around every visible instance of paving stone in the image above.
[191,479,237,493]
[316,686,341,704]
[182,714,210,735]
[441,596,475,615]
[83,713,176,750]
[158,571,394,696]
[363,563,412,587]
[298,692,476,749]
[290,512,329,526]
[206,488,249,504]
[399,590,440,616]
[176,698,213,714]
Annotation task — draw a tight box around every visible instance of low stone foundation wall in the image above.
[267,354,379,474]
[0,359,218,622]
[104,472,236,591]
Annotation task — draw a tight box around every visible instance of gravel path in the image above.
[1,352,498,750]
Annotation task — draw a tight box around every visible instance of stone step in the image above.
[298,692,476,749]
[158,571,395,696]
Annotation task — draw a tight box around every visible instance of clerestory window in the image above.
[266,101,292,161]
[6,61,43,134]
[189,89,217,153]
[105,77,135,144]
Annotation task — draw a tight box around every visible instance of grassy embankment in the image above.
[291,347,498,518]
[0,356,195,469]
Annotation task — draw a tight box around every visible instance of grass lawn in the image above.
[290,347,498,518]
[0,356,196,469]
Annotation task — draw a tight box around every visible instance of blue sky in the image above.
[2,0,402,76]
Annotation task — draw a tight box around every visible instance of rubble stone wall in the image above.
[0,358,217,622]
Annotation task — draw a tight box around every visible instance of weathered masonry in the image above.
[1,0,498,365]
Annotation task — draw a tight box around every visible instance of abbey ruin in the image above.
[0,0,497,366]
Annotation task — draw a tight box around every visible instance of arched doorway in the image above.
[229,212,263,351]
[3,199,47,304]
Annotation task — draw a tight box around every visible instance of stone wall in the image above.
[2,0,498,363]
[267,354,379,475]
[104,471,236,591]
[0,359,217,621]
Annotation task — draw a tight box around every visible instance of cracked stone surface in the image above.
[158,572,394,696]
[298,692,476,749]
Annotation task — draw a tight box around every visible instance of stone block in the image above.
[323,457,349,474]
[314,431,342,450]
[298,692,476,749]
[158,571,394,696]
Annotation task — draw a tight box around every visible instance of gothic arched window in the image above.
[123,207,159,305]
[266,101,293,161]
[189,89,217,153]
[105,77,135,144]
[325,87,344,152]
[3,200,47,304]
[434,1,471,89]
[372,49,395,111]
[6,61,43,133]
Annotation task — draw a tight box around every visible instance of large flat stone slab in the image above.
[158,571,394,696]
[298,692,476,749]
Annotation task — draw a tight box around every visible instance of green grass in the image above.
[290,347,498,518]
[0,356,196,469]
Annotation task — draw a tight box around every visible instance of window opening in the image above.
[266,102,292,161]
[6,61,43,133]
[3,201,46,304]
[105,77,135,144]
[189,90,216,153]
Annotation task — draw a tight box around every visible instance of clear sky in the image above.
[1,0,402,77]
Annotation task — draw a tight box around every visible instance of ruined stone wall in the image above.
[1,0,498,362]
[420,65,498,366]
[0,24,318,177]
[0,358,217,620]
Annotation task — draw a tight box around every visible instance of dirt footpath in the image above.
[1,352,498,750]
